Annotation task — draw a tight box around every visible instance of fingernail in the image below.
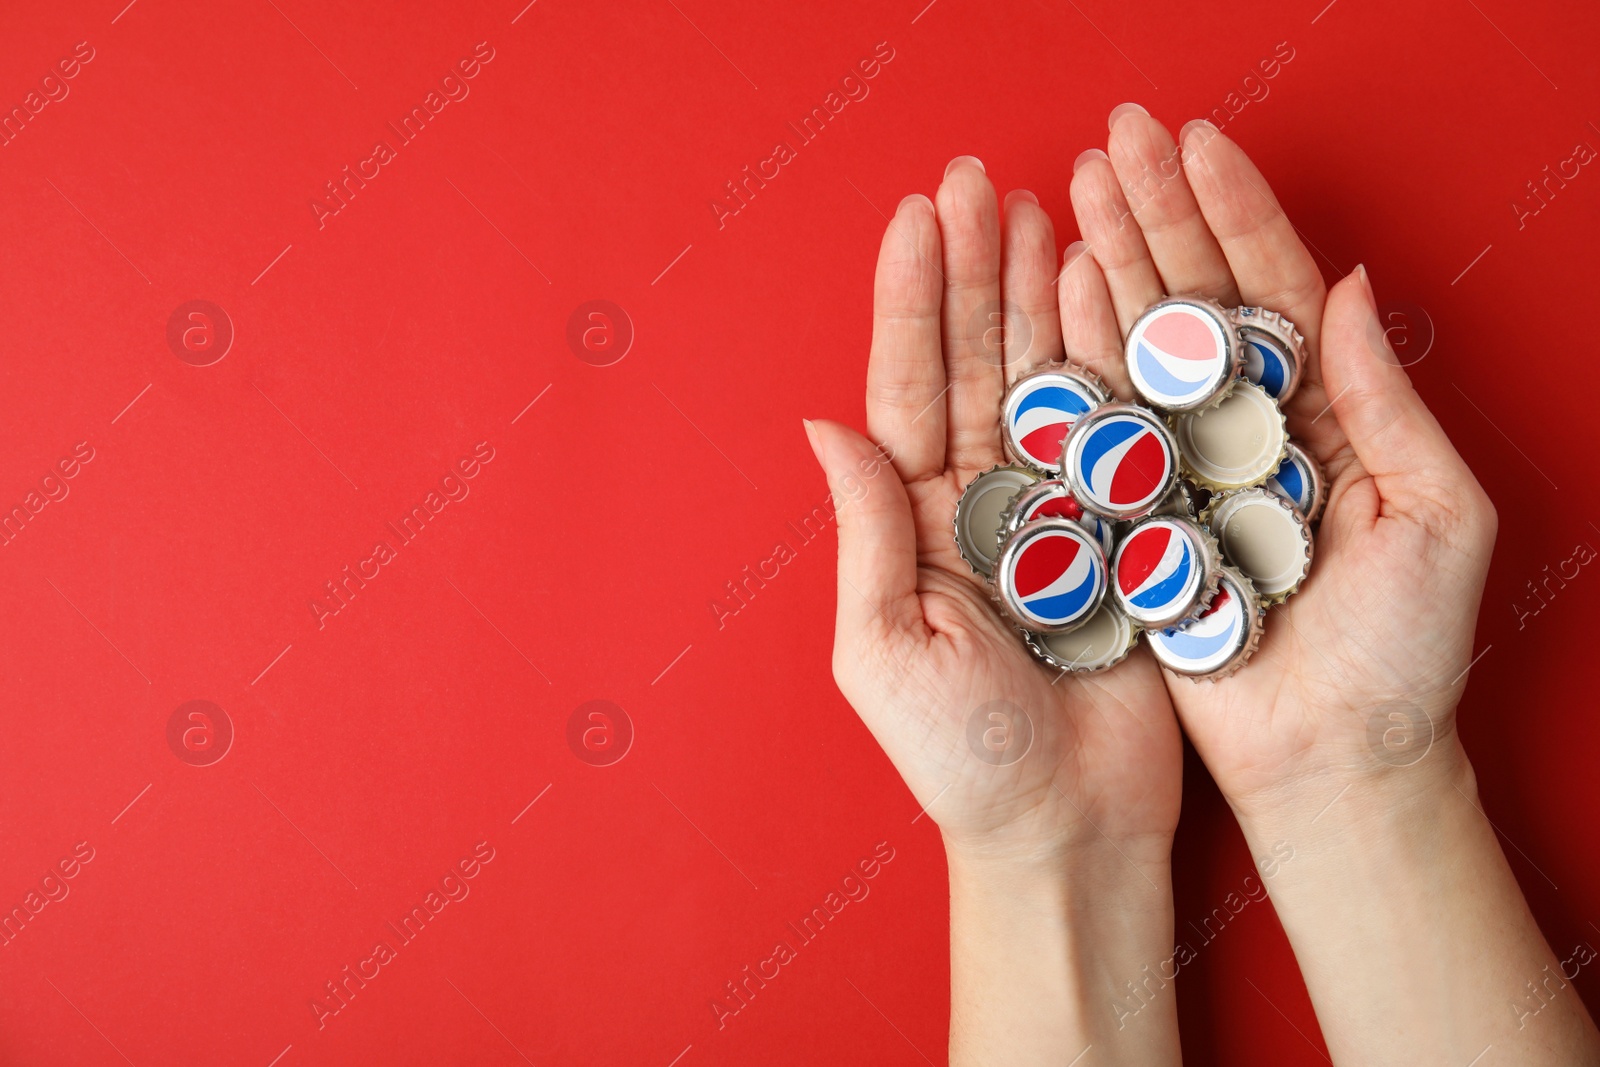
[1108,102,1148,130]
[897,192,934,214]
[1073,147,1108,174]
[1004,189,1038,208]
[1179,118,1219,144]
[945,155,985,177]
[803,418,822,460]
[1355,264,1376,311]
[1063,240,1090,265]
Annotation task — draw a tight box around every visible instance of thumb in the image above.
[1321,265,1482,526]
[804,419,924,640]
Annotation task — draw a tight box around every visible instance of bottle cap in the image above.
[1230,306,1305,403]
[1060,402,1179,521]
[1000,363,1108,474]
[1000,479,1116,558]
[1124,297,1241,412]
[1264,440,1326,524]
[954,465,1040,577]
[1111,516,1221,628]
[1203,488,1313,604]
[993,518,1108,634]
[1149,479,1203,520]
[1025,600,1139,673]
[1171,380,1288,491]
[1146,566,1265,680]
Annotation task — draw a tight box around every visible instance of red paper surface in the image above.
[1,0,1597,1063]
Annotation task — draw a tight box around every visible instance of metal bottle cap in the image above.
[1060,402,1179,521]
[1204,488,1313,604]
[1124,297,1241,412]
[1111,516,1221,628]
[1230,306,1306,403]
[1000,479,1116,558]
[1150,479,1204,520]
[1000,363,1108,474]
[994,518,1108,634]
[954,465,1039,577]
[1264,440,1326,524]
[1146,566,1265,680]
[1172,380,1288,491]
[1025,600,1139,673]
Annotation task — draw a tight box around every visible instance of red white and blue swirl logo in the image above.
[1021,490,1114,556]
[1116,523,1197,616]
[1008,529,1103,628]
[1024,491,1083,523]
[1266,453,1312,513]
[1005,377,1098,469]
[1129,305,1229,407]
[1072,414,1172,513]
[1149,584,1243,673]
[1242,335,1294,399]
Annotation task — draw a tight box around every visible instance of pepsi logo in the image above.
[1005,527,1104,629]
[1115,522,1199,620]
[1266,455,1309,512]
[1242,335,1294,399]
[1003,372,1102,471]
[1028,496,1112,554]
[1070,411,1173,516]
[1149,581,1245,674]
[1024,492,1084,524]
[1129,304,1230,407]
[1011,482,1115,556]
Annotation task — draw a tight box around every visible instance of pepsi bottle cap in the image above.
[1146,566,1265,680]
[993,517,1108,634]
[1230,306,1305,403]
[1171,381,1288,491]
[1150,479,1204,520]
[1111,515,1222,629]
[1025,600,1139,673]
[1203,488,1313,604]
[1263,440,1326,524]
[1000,363,1109,474]
[1124,296,1241,412]
[954,465,1039,577]
[1060,402,1179,521]
[1000,479,1116,558]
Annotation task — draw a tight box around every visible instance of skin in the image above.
[807,105,1600,1065]
[806,152,1183,1065]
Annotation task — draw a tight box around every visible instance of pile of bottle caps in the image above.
[953,298,1323,680]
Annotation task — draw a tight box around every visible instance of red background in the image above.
[0,0,1597,1063]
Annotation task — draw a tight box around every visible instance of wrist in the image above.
[942,821,1175,878]
[945,832,1175,931]
[1225,714,1474,844]
[945,836,1181,1067]
[1216,737,1600,1064]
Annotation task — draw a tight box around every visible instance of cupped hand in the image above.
[807,157,1182,862]
[1067,105,1497,816]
